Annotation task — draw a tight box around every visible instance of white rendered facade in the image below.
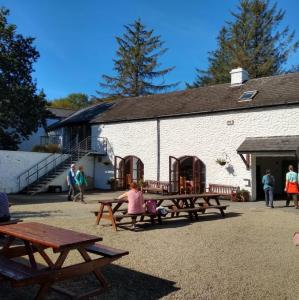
[92,105,299,200]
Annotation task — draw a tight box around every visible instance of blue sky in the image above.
[2,0,299,100]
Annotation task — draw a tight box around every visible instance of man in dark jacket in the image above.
[67,164,77,201]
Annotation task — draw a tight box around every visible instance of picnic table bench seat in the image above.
[167,204,229,218]
[85,243,129,258]
[115,212,162,225]
[93,209,162,226]
[0,219,22,226]
[0,256,46,286]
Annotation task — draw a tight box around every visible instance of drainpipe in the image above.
[157,118,160,181]
[93,156,96,189]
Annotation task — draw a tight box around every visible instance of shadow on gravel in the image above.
[117,212,243,232]
[8,194,70,206]
[11,210,65,219]
[0,264,179,300]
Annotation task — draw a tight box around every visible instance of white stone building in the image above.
[18,107,75,151]
[85,69,299,200]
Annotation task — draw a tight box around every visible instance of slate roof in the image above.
[237,136,299,153]
[47,107,76,119]
[48,102,113,130]
[90,72,299,124]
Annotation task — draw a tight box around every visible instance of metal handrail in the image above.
[16,136,109,192]
[40,135,61,145]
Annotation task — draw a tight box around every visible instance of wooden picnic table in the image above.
[95,193,228,231]
[0,222,128,299]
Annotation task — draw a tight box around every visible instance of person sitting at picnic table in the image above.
[118,182,145,230]
[0,192,10,222]
[285,165,299,208]
[74,165,88,204]
[67,163,77,201]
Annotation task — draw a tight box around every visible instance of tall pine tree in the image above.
[188,0,299,87]
[98,19,177,97]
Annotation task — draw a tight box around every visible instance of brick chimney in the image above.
[230,68,249,86]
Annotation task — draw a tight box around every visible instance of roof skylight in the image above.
[239,90,258,102]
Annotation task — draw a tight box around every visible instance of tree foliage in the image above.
[0,8,47,149]
[50,93,90,109]
[98,19,177,98]
[188,0,299,88]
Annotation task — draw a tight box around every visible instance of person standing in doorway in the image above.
[262,169,275,208]
[67,164,76,201]
[74,165,88,204]
[285,165,299,208]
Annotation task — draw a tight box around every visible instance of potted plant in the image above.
[137,179,145,191]
[236,189,250,202]
[102,160,111,166]
[216,158,227,166]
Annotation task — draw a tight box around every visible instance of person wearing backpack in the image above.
[262,169,275,208]
[285,165,299,208]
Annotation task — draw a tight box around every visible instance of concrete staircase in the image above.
[17,136,108,195]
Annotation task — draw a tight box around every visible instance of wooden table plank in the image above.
[0,222,102,251]
[97,193,221,204]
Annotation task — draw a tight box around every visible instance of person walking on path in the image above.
[285,165,299,208]
[262,169,275,208]
[118,182,145,230]
[74,165,88,204]
[67,164,76,201]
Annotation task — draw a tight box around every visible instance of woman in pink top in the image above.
[118,182,145,230]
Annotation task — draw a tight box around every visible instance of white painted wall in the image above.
[0,150,53,193]
[18,118,59,151]
[0,149,98,194]
[92,121,157,181]
[93,105,299,200]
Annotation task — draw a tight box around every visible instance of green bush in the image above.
[32,144,60,153]
[32,145,48,152]
[46,144,60,153]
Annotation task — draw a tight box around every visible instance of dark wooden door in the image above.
[137,159,144,183]
[114,156,125,190]
[193,157,201,193]
[169,156,180,194]
[256,165,263,200]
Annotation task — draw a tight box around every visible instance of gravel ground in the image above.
[1,193,299,300]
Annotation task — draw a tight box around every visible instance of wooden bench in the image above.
[168,204,228,219]
[115,212,163,226]
[0,256,47,287]
[85,243,129,258]
[0,219,22,226]
[143,180,169,194]
[207,184,238,201]
[93,210,162,228]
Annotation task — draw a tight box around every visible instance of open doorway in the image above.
[256,156,297,200]
[114,155,144,190]
[169,156,206,194]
